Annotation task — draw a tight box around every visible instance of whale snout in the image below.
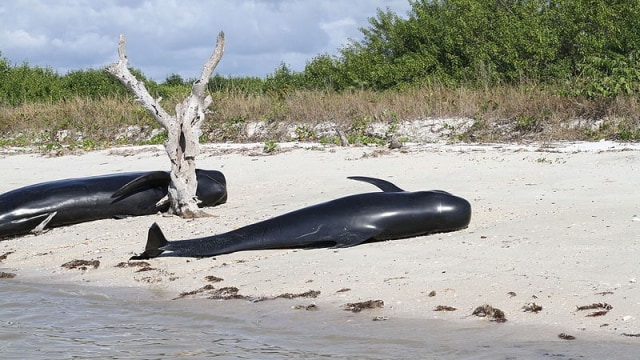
[195,170,228,206]
[440,195,472,229]
[425,192,471,231]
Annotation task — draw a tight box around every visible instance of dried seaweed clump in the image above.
[61,259,100,270]
[0,271,17,279]
[472,304,507,322]
[558,333,576,340]
[576,303,613,317]
[521,303,543,313]
[0,251,15,262]
[343,300,384,313]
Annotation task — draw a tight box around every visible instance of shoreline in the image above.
[1,141,639,342]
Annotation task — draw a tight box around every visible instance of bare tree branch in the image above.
[106,32,225,218]
[107,34,172,129]
[195,31,225,101]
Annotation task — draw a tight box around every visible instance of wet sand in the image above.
[1,141,639,342]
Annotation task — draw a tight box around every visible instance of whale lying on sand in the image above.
[0,169,227,238]
[131,176,471,259]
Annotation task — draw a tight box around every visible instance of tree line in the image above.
[1,0,638,107]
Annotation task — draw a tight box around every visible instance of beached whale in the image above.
[131,176,471,259]
[0,169,227,238]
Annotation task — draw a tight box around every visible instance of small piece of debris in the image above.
[0,251,15,262]
[115,261,155,272]
[276,290,321,299]
[558,333,576,340]
[0,271,17,279]
[336,288,351,293]
[595,291,614,296]
[576,303,613,311]
[507,291,517,298]
[204,275,224,283]
[373,316,389,321]
[343,300,385,313]
[292,304,318,311]
[472,304,507,323]
[585,310,609,317]
[622,333,640,337]
[115,261,151,268]
[174,285,216,300]
[208,287,248,300]
[194,286,322,302]
[575,303,612,317]
[61,259,100,270]
[136,276,162,284]
[388,139,402,149]
[433,305,457,312]
[250,290,322,302]
[428,290,437,297]
[522,303,543,313]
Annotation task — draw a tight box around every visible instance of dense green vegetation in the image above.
[331,0,640,96]
[1,0,638,151]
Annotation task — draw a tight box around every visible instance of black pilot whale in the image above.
[0,169,227,238]
[131,176,471,259]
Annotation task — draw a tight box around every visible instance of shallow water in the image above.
[1,281,637,359]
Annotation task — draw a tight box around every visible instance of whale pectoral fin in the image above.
[347,176,405,192]
[155,195,170,208]
[332,229,380,248]
[111,171,170,200]
[130,222,169,260]
[31,211,57,234]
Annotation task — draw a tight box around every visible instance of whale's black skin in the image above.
[131,176,471,260]
[0,169,227,238]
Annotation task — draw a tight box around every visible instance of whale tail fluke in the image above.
[130,222,168,260]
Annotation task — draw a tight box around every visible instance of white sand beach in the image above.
[1,141,639,341]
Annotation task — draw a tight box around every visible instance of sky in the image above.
[0,0,412,81]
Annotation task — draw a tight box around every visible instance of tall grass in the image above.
[1,83,638,150]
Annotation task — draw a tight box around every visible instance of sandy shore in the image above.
[1,141,639,340]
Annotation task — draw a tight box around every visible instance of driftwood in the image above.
[107,32,225,217]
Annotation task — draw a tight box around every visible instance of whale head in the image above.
[195,169,227,206]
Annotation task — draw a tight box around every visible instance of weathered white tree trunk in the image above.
[107,32,225,218]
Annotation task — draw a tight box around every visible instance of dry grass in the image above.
[1,84,638,150]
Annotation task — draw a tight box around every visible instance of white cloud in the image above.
[320,17,358,51]
[0,0,411,81]
[2,29,48,48]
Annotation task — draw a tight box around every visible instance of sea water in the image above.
[1,281,637,359]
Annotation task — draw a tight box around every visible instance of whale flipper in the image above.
[111,171,170,200]
[347,176,405,192]
[130,222,168,260]
[332,229,382,248]
[1,212,58,236]
[31,212,57,234]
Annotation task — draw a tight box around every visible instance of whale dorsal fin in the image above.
[347,176,405,192]
[111,171,170,200]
